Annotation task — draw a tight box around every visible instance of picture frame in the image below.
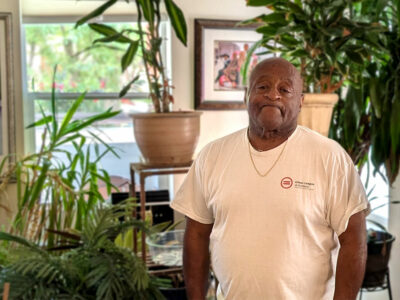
[0,13,16,162]
[194,19,272,110]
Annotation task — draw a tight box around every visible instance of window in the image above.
[22,16,171,191]
[361,158,389,228]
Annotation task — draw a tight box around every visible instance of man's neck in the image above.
[248,124,297,151]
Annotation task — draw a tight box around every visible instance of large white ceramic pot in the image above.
[131,111,202,166]
[298,93,339,137]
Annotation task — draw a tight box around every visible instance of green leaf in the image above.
[93,32,132,44]
[75,0,118,28]
[50,65,58,143]
[164,0,187,46]
[58,92,86,137]
[369,78,381,118]
[259,12,287,24]
[256,24,279,36]
[121,41,139,72]
[390,96,400,152]
[26,116,53,129]
[119,75,140,97]
[88,131,121,159]
[0,232,44,254]
[138,0,154,24]
[73,110,121,133]
[88,23,118,37]
[246,0,276,6]
[287,2,306,17]
[346,51,364,65]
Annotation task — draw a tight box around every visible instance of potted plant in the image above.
[76,0,201,166]
[0,202,168,299]
[243,0,385,136]
[0,67,120,246]
[329,0,400,291]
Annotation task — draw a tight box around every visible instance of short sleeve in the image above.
[170,149,214,224]
[326,154,370,236]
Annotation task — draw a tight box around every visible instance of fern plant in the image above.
[0,202,168,300]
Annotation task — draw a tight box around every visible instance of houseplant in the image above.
[243,0,385,136]
[0,202,168,299]
[329,0,400,184]
[76,0,202,166]
[330,0,400,290]
[0,67,120,247]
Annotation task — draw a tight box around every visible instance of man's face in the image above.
[247,61,303,132]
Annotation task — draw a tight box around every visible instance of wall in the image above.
[0,0,24,228]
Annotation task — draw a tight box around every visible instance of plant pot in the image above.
[298,93,338,137]
[131,111,202,166]
[160,287,187,300]
[362,231,395,288]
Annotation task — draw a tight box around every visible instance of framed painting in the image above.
[194,19,273,110]
[0,13,16,162]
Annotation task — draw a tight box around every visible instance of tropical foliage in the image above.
[76,0,188,113]
[0,67,120,247]
[330,0,400,185]
[243,0,385,93]
[0,203,168,300]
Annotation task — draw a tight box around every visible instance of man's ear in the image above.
[300,93,304,108]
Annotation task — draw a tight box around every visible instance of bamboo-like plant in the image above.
[0,202,168,300]
[243,0,386,93]
[0,67,120,247]
[75,0,187,113]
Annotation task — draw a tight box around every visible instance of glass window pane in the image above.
[24,23,149,93]
[33,99,157,186]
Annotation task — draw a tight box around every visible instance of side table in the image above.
[130,162,192,261]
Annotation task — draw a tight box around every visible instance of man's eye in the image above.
[280,88,291,93]
[256,85,268,90]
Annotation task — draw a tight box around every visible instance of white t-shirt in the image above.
[170,126,370,300]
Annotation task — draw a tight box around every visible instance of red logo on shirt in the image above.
[281,177,293,189]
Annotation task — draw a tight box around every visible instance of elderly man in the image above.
[170,58,369,300]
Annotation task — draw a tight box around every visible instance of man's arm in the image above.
[333,210,367,300]
[183,216,213,300]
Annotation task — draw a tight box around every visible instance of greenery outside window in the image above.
[22,16,171,188]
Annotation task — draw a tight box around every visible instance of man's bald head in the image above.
[246,57,304,136]
[249,57,303,93]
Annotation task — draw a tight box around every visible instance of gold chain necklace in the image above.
[247,131,288,177]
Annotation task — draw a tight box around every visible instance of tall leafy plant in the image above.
[75,0,187,113]
[0,67,120,247]
[243,0,385,92]
[330,0,400,185]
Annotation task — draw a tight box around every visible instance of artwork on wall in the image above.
[194,19,272,110]
[0,12,16,161]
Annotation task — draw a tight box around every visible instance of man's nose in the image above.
[264,89,281,101]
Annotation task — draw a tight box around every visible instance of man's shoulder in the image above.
[296,126,345,153]
[296,125,353,165]
[195,128,246,161]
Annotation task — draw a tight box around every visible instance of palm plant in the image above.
[0,202,168,300]
[75,0,187,113]
[0,66,120,247]
[242,0,385,92]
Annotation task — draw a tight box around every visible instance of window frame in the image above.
[21,14,171,152]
